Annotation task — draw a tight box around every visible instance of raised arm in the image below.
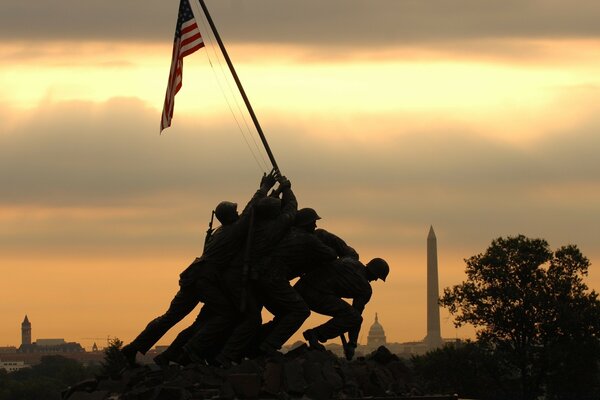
[278,176,298,225]
[239,171,277,217]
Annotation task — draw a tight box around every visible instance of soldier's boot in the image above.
[258,342,284,360]
[177,354,192,366]
[213,354,234,369]
[120,344,139,368]
[303,329,326,351]
[153,353,171,368]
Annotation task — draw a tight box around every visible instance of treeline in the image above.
[0,356,100,400]
[411,339,600,400]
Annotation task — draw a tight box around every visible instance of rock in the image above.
[303,360,324,383]
[62,345,434,400]
[262,361,283,395]
[302,348,336,364]
[218,380,236,400]
[282,359,307,394]
[321,363,343,391]
[67,391,110,400]
[96,379,127,393]
[152,386,189,400]
[230,358,262,374]
[284,343,309,359]
[62,378,99,399]
[305,380,334,400]
[181,364,222,388]
[227,373,262,398]
[122,386,157,400]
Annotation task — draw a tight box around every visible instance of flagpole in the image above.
[197,0,281,174]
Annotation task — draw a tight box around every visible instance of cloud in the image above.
[2,95,599,347]
[1,97,600,257]
[3,97,599,205]
[2,0,600,47]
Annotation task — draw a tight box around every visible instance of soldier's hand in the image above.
[279,176,291,189]
[260,170,277,190]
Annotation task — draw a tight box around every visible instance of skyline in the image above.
[3,311,396,351]
[2,0,600,350]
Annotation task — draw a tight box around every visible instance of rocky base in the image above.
[62,345,453,400]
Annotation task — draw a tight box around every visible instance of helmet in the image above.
[255,197,281,219]
[215,201,238,224]
[366,258,389,281]
[295,208,321,227]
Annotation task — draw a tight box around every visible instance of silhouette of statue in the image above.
[295,257,389,360]
[120,172,277,366]
[249,208,339,356]
[185,176,298,367]
[245,208,359,358]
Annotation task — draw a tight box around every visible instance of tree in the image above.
[101,337,127,379]
[0,356,99,400]
[411,340,519,400]
[440,235,600,400]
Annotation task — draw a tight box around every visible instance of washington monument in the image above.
[425,226,443,349]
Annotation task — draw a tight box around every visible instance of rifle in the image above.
[239,208,255,313]
[340,333,355,361]
[205,210,215,246]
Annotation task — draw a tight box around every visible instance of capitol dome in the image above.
[367,313,387,347]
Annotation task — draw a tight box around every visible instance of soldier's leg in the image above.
[215,280,263,364]
[127,284,201,354]
[155,304,214,365]
[259,275,310,351]
[299,289,361,343]
[243,320,276,359]
[182,279,238,363]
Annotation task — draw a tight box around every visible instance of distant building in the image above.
[386,340,429,357]
[17,316,85,354]
[21,315,31,346]
[35,339,67,347]
[0,316,103,367]
[360,314,430,357]
[366,313,387,350]
[0,359,29,373]
[0,347,17,353]
[19,342,85,354]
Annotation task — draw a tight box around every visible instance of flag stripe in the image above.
[160,0,205,132]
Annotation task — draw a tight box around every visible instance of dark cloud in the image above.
[1,97,600,257]
[0,98,272,206]
[2,1,600,46]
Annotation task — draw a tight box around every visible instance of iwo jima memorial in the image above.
[62,1,456,399]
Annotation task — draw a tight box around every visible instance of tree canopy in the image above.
[441,235,600,400]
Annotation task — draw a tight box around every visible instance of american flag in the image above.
[160,0,205,132]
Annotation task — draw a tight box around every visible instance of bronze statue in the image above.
[295,257,389,360]
[120,172,277,366]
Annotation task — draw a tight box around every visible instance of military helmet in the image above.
[215,201,238,224]
[255,196,281,219]
[295,208,321,226]
[366,258,389,281]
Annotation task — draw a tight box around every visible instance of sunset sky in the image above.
[2,0,600,351]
